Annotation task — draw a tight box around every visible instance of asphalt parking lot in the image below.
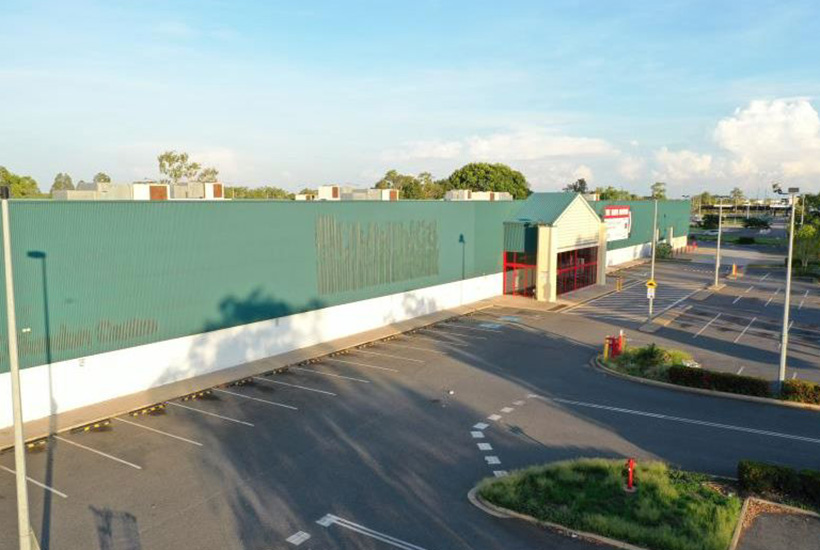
[3,278,820,549]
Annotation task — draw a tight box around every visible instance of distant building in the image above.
[444,189,513,201]
[53,181,224,201]
[317,185,399,201]
[295,192,317,201]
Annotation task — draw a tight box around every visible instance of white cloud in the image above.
[465,129,615,160]
[618,156,645,180]
[714,98,820,177]
[381,140,462,161]
[572,164,594,182]
[654,147,712,181]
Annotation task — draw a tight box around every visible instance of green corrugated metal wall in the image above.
[0,200,519,372]
[592,200,690,250]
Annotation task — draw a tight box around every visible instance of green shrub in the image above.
[738,460,820,509]
[781,378,820,405]
[737,236,756,245]
[656,242,673,259]
[667,366,771,397]
[743,217,771,229]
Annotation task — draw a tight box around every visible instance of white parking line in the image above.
[291,366,370,383]
[286,531,311,546]
[487,414,502,421]
[500,407,514,413]
[732,295,743,304]
[477,443,493,451]
[253,377,337,396]
[325,357,399,372]
[446,323,502,333]
[381,341,447,354]
[694,313,721,338]
[792,372,798,379]
[53,435,143,470]
[0,464,69,498]
[737,367,745,375]
[113,417,204,446]
[213,388,298,410]
[734,317,757,344]
[493,470,509,477]
[166,401,255,427]
[765,287,781,307]
[413,333,470,346]
[425,326,488,339]
[354,349,425,363]
[760,273,770,281]
[317,514,429,550]
[531,395,820,445]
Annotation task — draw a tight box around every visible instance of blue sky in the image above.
[2,0,820,197]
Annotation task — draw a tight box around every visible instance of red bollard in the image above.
[625,458,636,492]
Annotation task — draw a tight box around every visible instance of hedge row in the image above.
[781,379,820,405]
[738,460,820,509]
[666,365,771,397]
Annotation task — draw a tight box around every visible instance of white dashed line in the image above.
[470,431,485,439]
[473,422,489,430]
[477,443,493,451]
[487,414,502,421]
[485,456,501,465]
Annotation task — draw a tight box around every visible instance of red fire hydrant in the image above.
[625,458,636,493]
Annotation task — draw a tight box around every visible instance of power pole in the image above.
[713,203,724,288]
[648,199,658,319]
[1,189,40,550]
[778,188,799,392]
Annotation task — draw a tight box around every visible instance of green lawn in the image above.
[478,458,741,550]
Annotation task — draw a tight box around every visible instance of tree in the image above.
[157,150,218,185]
[298,187,318,195]
[594,186,638,201]
[563,178,588,193]
[224,186,294,199]
[51,172,74,192]
[374,170,444,199]
[794,223,820,270]
[445,163,530,200]
[650,182,667,200]
[695,191,714,206]
[0,166,44,198]
[93,172,111,184]
[730,187,745,206]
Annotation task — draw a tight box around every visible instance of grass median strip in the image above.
[478,458,741,550]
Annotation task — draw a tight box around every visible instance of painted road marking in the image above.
[448,323,502,333]
[485,456,501,465]
[500,407,514,413]
[694,313,721,338]
[53,435,143,470]
[760,273,770,281]
[253,377,337,396]
[471,431,485,439]
[213,388,298,410]
[792,372,798,379]
[732,295,743,304]
[114,417,204,446]
[355,349,425,363]
[414,332,470,346]
[493,470,509,477]
[427,326,488,339]
[382,341,448,354]
[513,400,525,406]
[479,322,502,329]
[166,401,255,427]
[291,366,370,383]
[734,317,757,344]
[325,357,399,372]
[737,367,745,375]
[317,514,429,550]
[286,531,311,545]
[477,443,493,451]
[473,422,489,430]
[799,291,808,310]
[531,395,820,445]
[0,465,69,498]
[487,414,502,421]
[499,316,522,321]
[765,288,779,307]
[746,286,754,293]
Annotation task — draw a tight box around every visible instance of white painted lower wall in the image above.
[0,272,502,429]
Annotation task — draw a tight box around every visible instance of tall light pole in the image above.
[713,203,725,288]
[1,188,39,550]
[648,198,658,319]
[775,185,799,392]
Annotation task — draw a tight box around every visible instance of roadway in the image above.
[2,285,820,549]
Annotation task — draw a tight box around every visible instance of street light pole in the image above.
[1,193,38,550]
[648,198,658,319]
[713,203,724,288]
[778,189,799,392]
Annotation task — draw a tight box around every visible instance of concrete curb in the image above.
[728,497,751,550]
[467,485,651,550]
[591,356,820,413]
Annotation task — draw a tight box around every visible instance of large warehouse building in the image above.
[0,193,689,431]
